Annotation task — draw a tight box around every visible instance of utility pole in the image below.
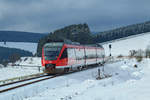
[109,44,112,57]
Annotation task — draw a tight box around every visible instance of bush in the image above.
[117,54,123,58]
[146,49,150,58]
[135,56,143,62]
[129,49,144,62]
[129,50,137,57]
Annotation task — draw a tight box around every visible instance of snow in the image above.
[102,32,150,56]
[1,58,150,100]
[0,42,37,54]
[0,66,40,81]
[0,57,42,81]
[0,64,4,68]
[1,32,150,100]
[14,57,42,66]
[24,59,149,100]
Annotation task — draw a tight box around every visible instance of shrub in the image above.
[146,49,150,58]
[135,56,143,62]
[129,50,137,57]
[117,54,123,58]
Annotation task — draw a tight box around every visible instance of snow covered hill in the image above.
[102,32,150,57]
[0,42,37,54]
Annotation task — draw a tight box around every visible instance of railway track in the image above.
[0,74,60,93]
[0,59,117,94]
[0,72,45,85]
[0,74,47,87]
[0,67,92,94]
[0,70,78,94]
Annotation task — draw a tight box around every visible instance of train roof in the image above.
[44,42,103,49]
[44,38,103,48]
[85,44,103,48]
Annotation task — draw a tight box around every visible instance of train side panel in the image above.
[97,48,105,64]
[67,48,77,66]
[85,47,97,65]
[74,48,85,66]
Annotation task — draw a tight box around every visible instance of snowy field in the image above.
[1,58,150,100]
[0,57,42,81]
[14,57,42,66]
[0,42,37,54]
[0,66,41,81]
[102,32,150,56]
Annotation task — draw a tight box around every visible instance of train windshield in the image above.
[44,47,61,60]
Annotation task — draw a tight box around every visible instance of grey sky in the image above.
[0,0,150,33]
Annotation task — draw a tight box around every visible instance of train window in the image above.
[44,47,61,60]
[60,48,68,59]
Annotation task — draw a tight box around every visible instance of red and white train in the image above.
[41,42,105,73]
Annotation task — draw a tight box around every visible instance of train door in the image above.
[67,48,76,66]
[74,48,85,66]
[85,48,97,65]
[58,48,68,66]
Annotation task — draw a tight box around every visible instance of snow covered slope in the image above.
[102,32,150,56]
[0,42,37,54]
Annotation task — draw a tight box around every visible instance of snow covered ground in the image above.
[0,66,41,81]
[0,42,37,54]
[102,32,150,56]
[1,32,150,100]
[0,57,42,81]
[1,58,150,100]
[0,64,4,68]
[14,57,42,66]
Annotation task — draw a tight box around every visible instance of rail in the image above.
[0,58,122,94]
[0,72,45,86]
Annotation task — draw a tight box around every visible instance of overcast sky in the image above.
[0,0,150,33]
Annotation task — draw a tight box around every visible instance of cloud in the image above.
[0,0,150,33]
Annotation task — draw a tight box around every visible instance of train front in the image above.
[41,42,63,73]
